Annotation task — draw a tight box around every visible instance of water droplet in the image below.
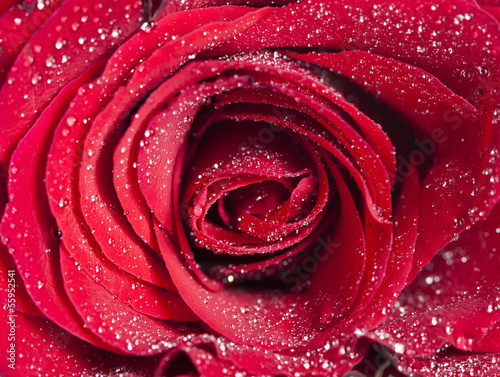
[45,57,55,68]
[456,334,476,350]
[66,116,76,127]
[140,21,155,33]
[460,68,474,82]
[50,226,62,240]
[394,343,405,354]
[55,38,64,50]
[454,217,465,228]
[442,176,455,188]
[23,57,33,67]
[320,313,334,325]
[190,205,202,217]
[478,66,490,77]
[487,304,498,313]
[431,316,442,325]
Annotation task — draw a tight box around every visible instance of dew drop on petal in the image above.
[50,226,62,240]
[456,334,476,350]
[55,38,64,50]
[66,116,76,127]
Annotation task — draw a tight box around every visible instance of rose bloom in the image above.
[1,0,499,376]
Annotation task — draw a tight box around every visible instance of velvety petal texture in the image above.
[369,200,500,376]
[0,0,499,376]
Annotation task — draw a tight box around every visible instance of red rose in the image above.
[0,0,499,376]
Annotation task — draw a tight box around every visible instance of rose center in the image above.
[181,118,327,254]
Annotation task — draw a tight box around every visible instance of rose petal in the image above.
[0,167,38,315]
[156,138,366,348]
[160,0,296,17]
[180,120,328,257]
[217,0,500,98]
[292,50,494,282]
[214,81,393,222]
[155,347,242,377]
[79,7,270,287]
[370,200,500,356]
[110,7,274,245]
[0,1,17,15]
[0,0,146,171]
[211,54,395,189]
[481,5,500,23]
[0,60,119,350]
[45,7,269,320]
[353,164,421,331]
[0,0,60,86]
[0,247,40,316]
[392,348,500,377]
[218,103,394,337]
[60,244,201,355]
[474,321,500,352]
[0,307,160,377]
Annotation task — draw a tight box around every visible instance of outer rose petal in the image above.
[0,247,40,316]
[216,0,500,98]
[161,0,298,14]
[292,50,492,281]
[0,0,61,86]
[155,347,243,377]
[392,349,500,377]
[0,0,147,172]
[1,60,121,351]
[59,245,201,356]
[44,7,272,322]
[153,334,368,377]
[369,200,500,360]
[474,322,500,352]
[0,307,160,377]
[481,5,500,23]
[0,1,16,15]
[0,171,39,315]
